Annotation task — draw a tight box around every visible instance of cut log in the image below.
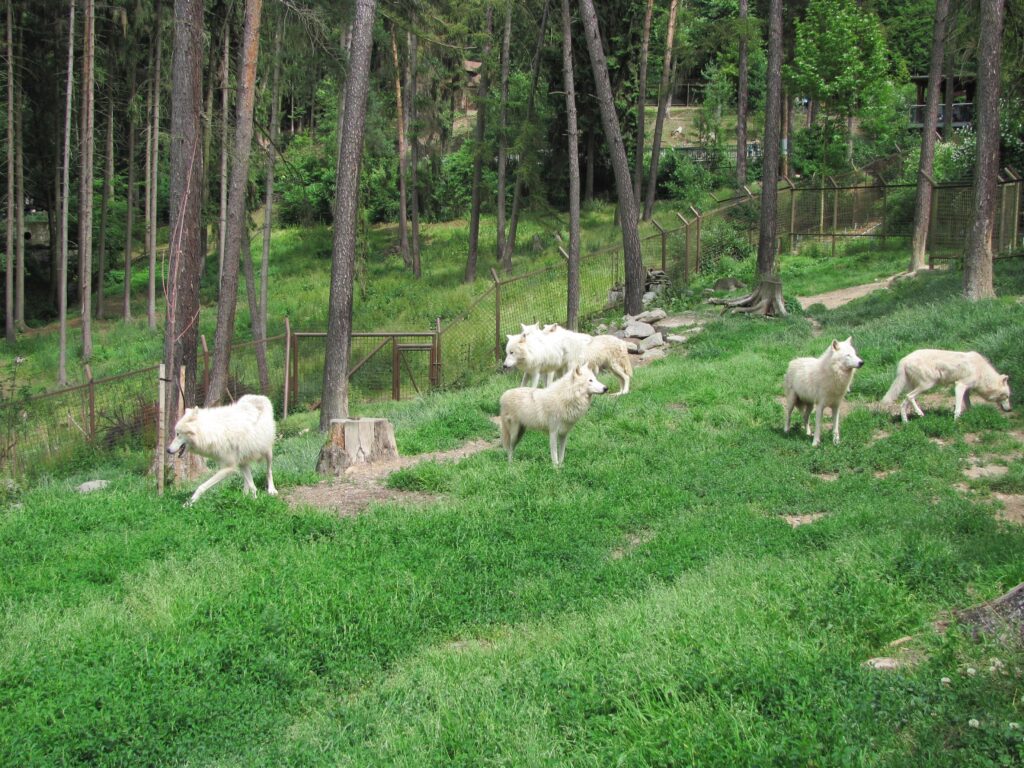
[316,417,399,476]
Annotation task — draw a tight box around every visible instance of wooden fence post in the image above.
[85,365,96,443]
[282,317,291,419]
[491,267,502,365]
[651,218,667,271]
[291,332,300,407]
[677,211,691,283]
[1012,170,1022,248]
[998,169,1010,253]
[432,317,442,388]
[881,183,888,245]
[925,172,938,267]
[829,177,839,259]
[392,336,401,401]
[689,205,702,273]
[157,363,165,496]
[783,176,797,253]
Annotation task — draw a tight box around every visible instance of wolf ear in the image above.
[831,339,841,351]
[1002,374,1010,384]
[844,336,852,344]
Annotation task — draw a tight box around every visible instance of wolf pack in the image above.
[167,319,1012,503]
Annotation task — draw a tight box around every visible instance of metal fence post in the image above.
[432,317,442,388]
[491,267,502,365]
[392,336,401,401]
[282,317,291,419]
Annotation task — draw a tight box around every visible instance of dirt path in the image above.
[796,273,904,310]
[287,438,495,517]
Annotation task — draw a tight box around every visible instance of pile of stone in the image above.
[596,307,708,365]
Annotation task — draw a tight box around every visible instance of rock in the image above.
[624,321,656,338]
[658,312,703,328]
[713,277,746,291]
[864,657,901,671]
[624,341,639,353]
[77,480,110,494]
[666,334,688,344]
[640,348,667,363]
[596,323,608,334]
[638,333,664,352]
[632,308,667,324]
[642,292,657,305]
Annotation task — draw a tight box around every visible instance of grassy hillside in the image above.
[3,259,1024,765]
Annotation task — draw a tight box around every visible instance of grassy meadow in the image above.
[3,249,1024,765]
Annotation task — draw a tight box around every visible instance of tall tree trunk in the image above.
[261,17,282,338]
[143,47,153,321]
[200,31,215,276]
[408,30,421,277]
[123,64,137,320]
[58,0,76,386]
[943,35,955,141]
[585,127,594,202]
[240,224,269,393]
[579,0,644,315]
[464,6,492,284]
[909,0,950,273]
[503,0,550,268]
[320,0,377,429]
[495,6,512,270]
[14,52,25,330]
[79,0,95,358]
[163,0,205,439]
[562,0,581,330]
[716,0,785,316]
[389,23,410,269]
[148,0,162,330]
[735,0,749,187]
[633,0,654,206]
[781,90,790,178]
[218,21,230,287]
[963,0,1004,301]
[642,0,679,220]
[97,78,115,320]
[4,0,14,343]
[206,0,263,405]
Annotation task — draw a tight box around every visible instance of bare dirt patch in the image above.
[287,438,495,517]
[964,460,1009,480]
[610,529,656,560]
[784,513,826,528]
[815,472,839,482]
[993,493,1024,525]
[874,469,896,479]
[796,275,902,311]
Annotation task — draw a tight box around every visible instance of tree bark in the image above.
[97,77,115,320]
[633,0,654,206]
[579,0,645,315]
[123,64,137,321]
[5,0,15,343]
[78,0,95,357]
[943,33,955,141]
[58,0,76,386]
[206,0,263,405]
[14,45,25,331]
[562,0,581,330]
[239,224,269,393]
[163,0,205,438]
[909,0,950,273]
[148,0,162,330]
[261,17,282,339]
[389,23,410,269]
[408,31,421,277]
[735,0,749,187]
[143,45,153,321]
[464,5,492,284]
[585,127,594,201]
[319,0,377,429]
[715,0,786,316]
[642,0,679,220]
[495,6,512,271]
[218,21,230,287]
[963,0,1005,301]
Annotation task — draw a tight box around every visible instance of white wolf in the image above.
[503,324,564,387]
[167,394,278,505]
[783,337,864,447]
[882,349,1011,422]
[499,364,608,466]
[579,333,633,395]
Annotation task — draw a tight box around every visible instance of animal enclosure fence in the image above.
[3,171,1021,480]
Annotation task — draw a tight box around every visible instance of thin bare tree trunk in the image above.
[4,0,14,343]
[123,64,136,321]
[389,23,410,269]
[585,127,594,202]
[143,48,153,321]
[218,21,229,287]
[58,0,76,386]
[206,0,263,405]
[495,6,511,270]
[781,89,790,178]
[261,17,282,338]
[643,0,679,220]
[736,0,749,187]
[633,0,654,206]
[715,0,785,316]
[408,30,421,277]
[909,0,950,273]
[79,0,96,357]
[163,0,205,439]
[562,0,581,329]
[464,5,492,284]
[148,0,162,330]
[14,50,25,331]
[579,0,644,314]
[963,0,1004,301]
[240,224,269,393]
[97,78,114,320]
[943,28,955,141]
[503,0,549,267]
[320,0,377,428]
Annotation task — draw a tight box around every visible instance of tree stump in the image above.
[316,418,399,476]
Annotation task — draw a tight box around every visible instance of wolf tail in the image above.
[882,364,906,405]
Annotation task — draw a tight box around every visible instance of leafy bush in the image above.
[277,134,336,225]
[699,218,755,273]
[658,151,714,208]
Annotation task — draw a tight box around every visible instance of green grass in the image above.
[4,259,1024,765]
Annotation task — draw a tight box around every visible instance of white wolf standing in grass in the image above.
[546,326,633,395]
[783,337,864,447]
[167,394,278,505]
[500,364,608,466]
[882,349,1011,422]
[503,324,565,387]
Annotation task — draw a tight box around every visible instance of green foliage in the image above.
[790,118,851,178]
[277,133,336,225]
[699,217,754,272]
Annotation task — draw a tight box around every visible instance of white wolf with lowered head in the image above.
[543,324,633,395]
[783,337,864,446]
[167,394,278,505]
[882,349,1011,422]
[499,364,608,466]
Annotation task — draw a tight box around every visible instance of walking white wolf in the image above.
[503,324,565,387]
[783,337,864,446]
[167,394,278,505]
[499,364,608,466]
[882,349,1011,422]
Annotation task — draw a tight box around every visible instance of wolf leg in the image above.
[812,403,825,447]
[831,405,841,445]
[187,466,238,506]
[265,450,278,495]
[802,405,812,436]
[953,382,970,419]
[783,394,795,434]
[549,430,561,466]
[240,466,258,496]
